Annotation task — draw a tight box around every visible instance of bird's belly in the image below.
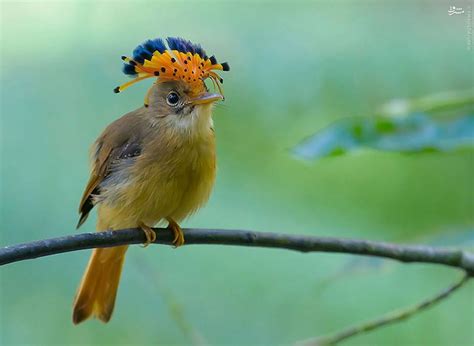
[139,161,215,224]
[101,142,216,228]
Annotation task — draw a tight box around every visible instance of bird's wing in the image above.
[76,113,144,229]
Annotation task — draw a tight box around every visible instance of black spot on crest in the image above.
[221,62,230,71]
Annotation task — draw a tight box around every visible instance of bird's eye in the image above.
[166,91,180,106]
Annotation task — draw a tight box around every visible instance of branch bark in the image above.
[1,228,473,274]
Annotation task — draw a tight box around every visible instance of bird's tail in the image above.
[72,245,128,324]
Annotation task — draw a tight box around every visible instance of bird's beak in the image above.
[189,92,223,105]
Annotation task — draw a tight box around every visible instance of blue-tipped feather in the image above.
[122,63,137,76]
[193,45,206,58]
[167,37,190,53]
[132,38,166,63]
[166,37,207,58]
[132,45,153,63]
[143,38,166,54]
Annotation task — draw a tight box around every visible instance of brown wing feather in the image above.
[76,143,114,229]
[76,110,146,229]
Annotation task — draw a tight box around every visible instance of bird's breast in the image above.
[122,131,216,224]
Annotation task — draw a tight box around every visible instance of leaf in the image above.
[293,113,474,160]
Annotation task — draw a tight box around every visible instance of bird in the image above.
[72,37,230,324]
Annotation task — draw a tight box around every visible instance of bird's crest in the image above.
[115,37,229,105]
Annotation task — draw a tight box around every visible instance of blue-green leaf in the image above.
[293,113,474,160]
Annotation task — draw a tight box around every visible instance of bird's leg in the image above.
[166,218,185,248]
[138,222,157,247]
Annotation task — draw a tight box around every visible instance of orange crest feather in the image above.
[114,37,229,100]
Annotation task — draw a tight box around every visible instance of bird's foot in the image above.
[138,222,157,247]
[166,218,185,248]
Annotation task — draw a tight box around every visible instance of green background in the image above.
[1,1,473,345]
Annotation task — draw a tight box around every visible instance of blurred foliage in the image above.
[1,1,473,346]
[293,91,474,160]
[377,89,474,117]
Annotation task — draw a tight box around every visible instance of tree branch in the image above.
[298,273,471,345]
[1,228,473,274]
[1,228,472,344]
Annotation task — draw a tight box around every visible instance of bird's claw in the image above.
[166,218,185,248]
[139,222,157,247]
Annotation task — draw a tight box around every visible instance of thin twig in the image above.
[0,228,473,274]
[298,274,471,345]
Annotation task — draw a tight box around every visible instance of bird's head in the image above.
[114,37,229,132]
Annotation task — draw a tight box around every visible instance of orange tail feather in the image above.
[72,246,128,324]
